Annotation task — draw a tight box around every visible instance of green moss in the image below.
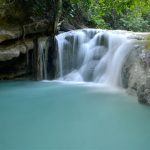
[145,35,150,50]
[0,34,11,43]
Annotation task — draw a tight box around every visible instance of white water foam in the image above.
[56,29,134,88]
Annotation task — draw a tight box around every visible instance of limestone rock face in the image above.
[0,20,49,43]
[122,34,150,104]
[0,40,34,61]
[0,16,52,80]
[0,27,21,43]
[0,46,32,79]
[137,85,150,104]
[0,0,62,80]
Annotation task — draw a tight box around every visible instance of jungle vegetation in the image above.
[0,0,150,32]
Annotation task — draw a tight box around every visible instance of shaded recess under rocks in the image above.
[0,21,51,80]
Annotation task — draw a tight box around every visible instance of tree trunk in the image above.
[49,0,62,34]
[46,0,62,79]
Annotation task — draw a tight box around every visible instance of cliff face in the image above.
[122,33,150,104]
[0,21,50,80]
[0,0,62,80]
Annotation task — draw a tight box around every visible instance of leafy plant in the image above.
[119,13,150,32]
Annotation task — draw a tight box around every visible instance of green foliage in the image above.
[0,0,150,32]
[32,0,48,19]
[0,0,34,23]
[91,16,109,29]
[0,0,57,22]
[67,0,150,31]
[119,13,150,32]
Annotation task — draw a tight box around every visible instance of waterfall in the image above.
[56,29,134,87]
[37,37,48,80]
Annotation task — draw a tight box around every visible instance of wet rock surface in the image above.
[0,16,53,80]
[137,85,150,104]
[122,37,150,104]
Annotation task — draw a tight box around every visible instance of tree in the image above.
[70,0,150,31]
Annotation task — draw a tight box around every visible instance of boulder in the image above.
[137,85,150,104]
[60,21,76,32]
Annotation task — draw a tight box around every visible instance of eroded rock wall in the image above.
[122,34,150,104]
[0,22,50,80]
[0,38,34,79]
[0,0,62,80]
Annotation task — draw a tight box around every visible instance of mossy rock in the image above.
[145,35,150,50]
[0,34,12,43]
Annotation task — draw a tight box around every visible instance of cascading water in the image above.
[56,29,134,87]
[37,37,48,80]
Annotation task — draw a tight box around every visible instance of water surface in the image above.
[0,81,150,150]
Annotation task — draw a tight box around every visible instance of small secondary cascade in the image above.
[56,29,134,87]
[37,37,48,80]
